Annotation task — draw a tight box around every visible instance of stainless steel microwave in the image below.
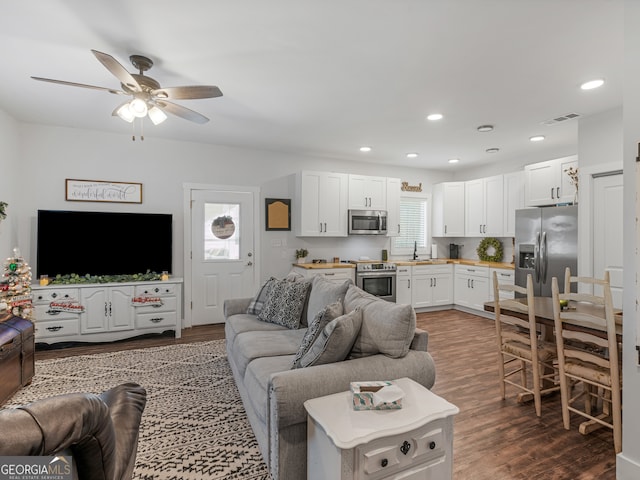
[348,210,388,235]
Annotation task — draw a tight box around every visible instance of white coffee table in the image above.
[304,377,459,480]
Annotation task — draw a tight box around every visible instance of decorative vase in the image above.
[573,190,578,205]
[297,258,306,264]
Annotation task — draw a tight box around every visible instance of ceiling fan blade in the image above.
[156,100,209,124]
[31,77,126,95]
[91,49,141,92]
[151,85,223,100]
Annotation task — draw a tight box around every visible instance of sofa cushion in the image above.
[291,301,344,369]
[258,278,311,329]
[296,307,363,368]
[305,275,351,326]
[244,355,296,425]
[233,329,306,378]
[344,285,416,359]
[246,277,276,315]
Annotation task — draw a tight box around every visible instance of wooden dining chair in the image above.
[492,271,558,417]
[551,268,621,453]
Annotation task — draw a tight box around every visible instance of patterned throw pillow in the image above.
[291,301,344,369]
[295,307,363,368]
[257,278,311,329]
[246,277,277,315]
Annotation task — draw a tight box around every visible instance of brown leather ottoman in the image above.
[0,313,35,405]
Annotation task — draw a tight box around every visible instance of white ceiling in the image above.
[0,1,623,171]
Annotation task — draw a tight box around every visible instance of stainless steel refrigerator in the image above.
[515,205,578,296]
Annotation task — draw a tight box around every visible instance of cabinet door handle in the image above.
[109,301,112,316]
[105,302,108,316]
[397,224,401,234]
[434,277,437,287]
[408,279,410,288]
[150,317,164,323]
[556,187,560,198]
[430,278,433,287]
[471,279,474,288]
[324,222,327,232]
[479,224,482,234]
[551,187,555,200]
[467,279,470,288]
[46,326,63,332]
[400,440,411,455]
[444,225,447,234]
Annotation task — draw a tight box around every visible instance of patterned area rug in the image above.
[6,340,272,480]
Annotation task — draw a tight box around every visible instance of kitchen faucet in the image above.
[413,241,418,260]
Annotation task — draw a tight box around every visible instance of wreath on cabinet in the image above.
[477,237,503,263]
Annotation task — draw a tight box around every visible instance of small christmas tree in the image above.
[0,247,33,319]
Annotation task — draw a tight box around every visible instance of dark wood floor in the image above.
[35,309,616,479]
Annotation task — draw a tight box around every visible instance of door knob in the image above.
[248,252,253,257]
[246,261,253,266]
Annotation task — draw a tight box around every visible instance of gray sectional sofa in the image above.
[224,274,436,480]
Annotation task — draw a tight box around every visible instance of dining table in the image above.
[483,296,622,342]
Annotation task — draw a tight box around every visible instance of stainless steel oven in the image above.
[355,262,396,302]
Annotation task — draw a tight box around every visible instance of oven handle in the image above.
[356,271,397,277]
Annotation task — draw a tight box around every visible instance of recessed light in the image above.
[529,135,545,142]
[477,125,494,132]
[359,146,372,152]
[406,153,418,158]
[580,79,605,90]
[426,113,443,121]
[486,148,500,154]
[448,158,459,164]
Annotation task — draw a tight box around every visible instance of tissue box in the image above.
[350,381,403,411]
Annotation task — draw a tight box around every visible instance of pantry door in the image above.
[189,186,259,325]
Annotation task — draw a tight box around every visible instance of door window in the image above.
[204,203,240,260]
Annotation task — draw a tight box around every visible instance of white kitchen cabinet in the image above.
[395,265,412,305]
[524,155,578,206]
[291,265,355,285]
[489,268,515,301]
[348,174,387,210]
[32,280,183,344]
[503,171,525,237]
[305,377,458,480]
[411,264,453,309]
[454,265,489,311]
[432,182,465,237]
[386,177,401,237]
[296,171,349,236]
[464,175,503,237]
[81,285,134,334]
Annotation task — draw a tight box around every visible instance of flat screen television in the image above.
[36,210,173,278]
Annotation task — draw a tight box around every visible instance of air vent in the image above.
[542,113,581,126]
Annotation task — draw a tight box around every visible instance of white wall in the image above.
[618,1,640,476]
[0,109,20,258]
[14,122,452,282]
[579,107,623,169]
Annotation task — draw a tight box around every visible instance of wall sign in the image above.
[65,179,143,203]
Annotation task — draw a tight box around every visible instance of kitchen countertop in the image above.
[292,259,514,269]
[292,262,355,269]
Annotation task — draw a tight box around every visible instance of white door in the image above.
[190,188,257,325]
[593,173,623,308]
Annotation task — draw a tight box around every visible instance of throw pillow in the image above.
[295,307,363,368]
[246,277,277,315]
[257,278,311,329]
[305,275,352,326]
[291,301,344,369]
[345,284,416,359]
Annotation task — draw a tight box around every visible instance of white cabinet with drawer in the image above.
[32,279,183,344]
[395,265,412,306]
[411,264,454,309]
[454,265,489,311]
[304,377,458,480]
[489,268,515,301]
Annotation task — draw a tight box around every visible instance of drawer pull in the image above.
[429,441,436,450]
[400,440,411,455]
[381,458,388,468]
[45,310,61,316]
[46,326,63,332]
[150,318,164,323]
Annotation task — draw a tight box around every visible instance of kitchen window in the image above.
[391,196,429,256]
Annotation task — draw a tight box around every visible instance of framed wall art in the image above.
[265,198,291,231]
[65,179,143,204]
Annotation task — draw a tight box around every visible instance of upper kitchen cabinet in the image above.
[503,171,525,237]
[295,171,348,237]
[524,155,578,206]
[348,174,387,210]
[464,175,504,237]
[432,182,465,237]
[386,177,401,237]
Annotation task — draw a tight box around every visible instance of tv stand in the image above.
[31,279,182,344]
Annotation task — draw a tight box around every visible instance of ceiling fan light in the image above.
[116,103,135,123]
[148,106,167,125]
[130,98,148,117]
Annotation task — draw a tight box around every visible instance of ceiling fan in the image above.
[32,49,222,126]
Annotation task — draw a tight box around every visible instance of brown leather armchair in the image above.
[0,382,147,480]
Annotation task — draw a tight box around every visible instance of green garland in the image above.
[477,237,503,263]
[48,271,162,285]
